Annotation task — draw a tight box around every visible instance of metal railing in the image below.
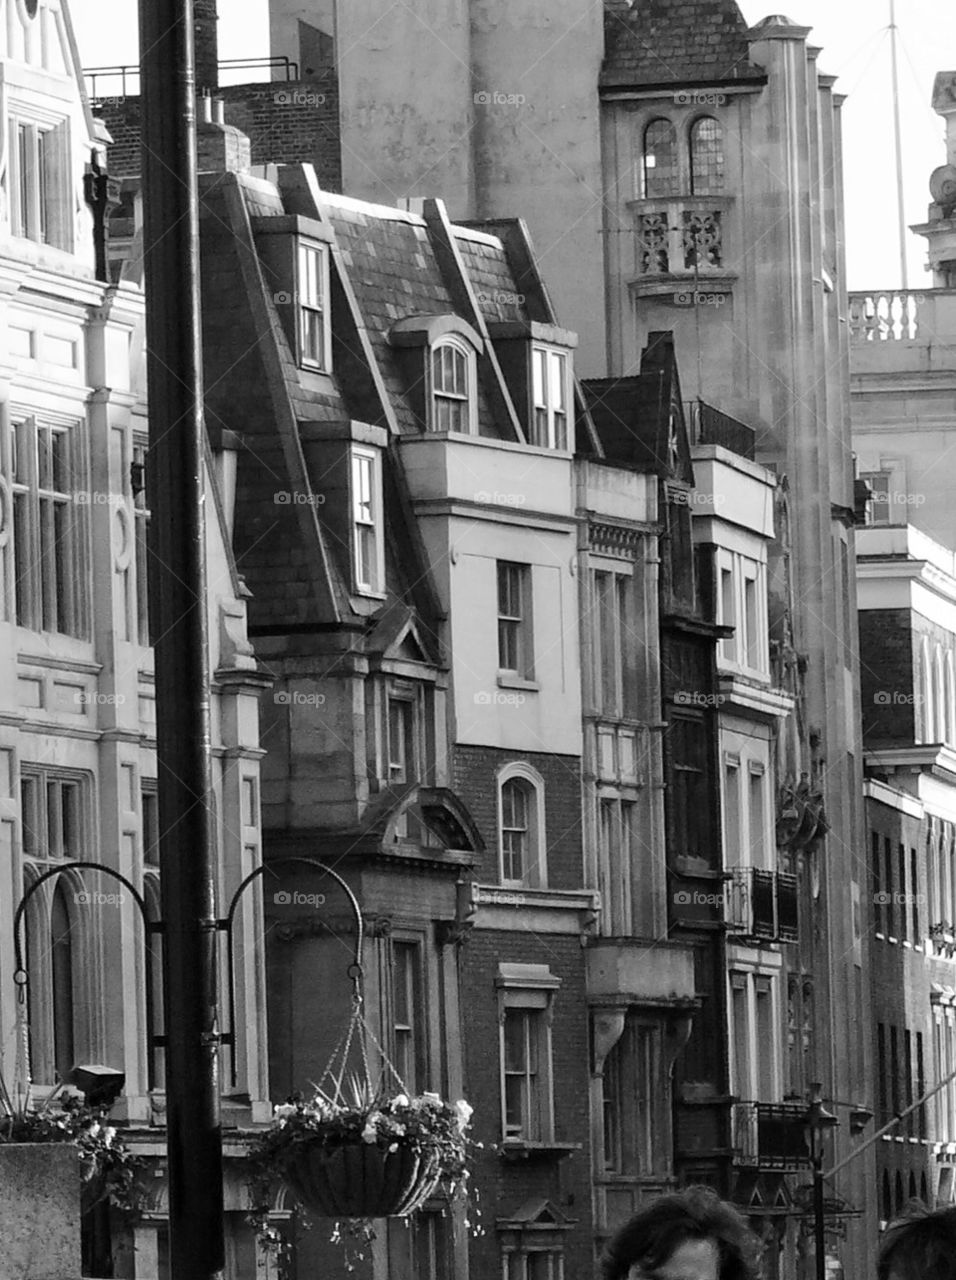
[83,55,301,102]
[731,1100,812,1170]
[725,866,799,942]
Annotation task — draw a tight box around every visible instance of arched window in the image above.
[497,765,546,888]
[430,338,474,433]
[641,119,679,198]
[50,881,75,1081]
[690,117,724,194]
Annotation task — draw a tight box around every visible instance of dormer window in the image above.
[531,348,570,450]
[350,445,384,594]
[297,240,330,371]
[430,337,475,432]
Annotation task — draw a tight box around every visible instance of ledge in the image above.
[472,883,599,936]
[498,1140,581,1163]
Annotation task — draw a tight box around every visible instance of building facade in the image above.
[0,2,270,1277]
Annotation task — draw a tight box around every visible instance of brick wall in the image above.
[452,745,583,888]
[96,72,341,189]
[859,609,915,743]
[461,930,594,1280]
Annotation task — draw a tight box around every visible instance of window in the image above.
[690,117,724,194]
[430,339,473,432]
[602,1020,663,1175]
[506,1251,565,1280]
[12,416,85,636]
[297,240,329,370]
[392,941,425,1094]
[9,116,69,248]
[497,964,559,1143]
[498,766,545,887]
[142,788,160,866]
[21,770,88,1085]
[531,348,570,450]
[593,570,635,716]
[719,565,735,662]
[388,1213,450,1280]
[132,439,151,646]
[497,561,533,678]
[641,118,679,198]
[744,573,760,669]
[724,758,740,866]
[748,767,766,868]
[387,697,416,785]
[861,471,892,525]
[668,715,709,861]
[730,971,779,1101]
[351,447,383,593]
[598,798,634,934]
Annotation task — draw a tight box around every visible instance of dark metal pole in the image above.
[813,1146,827,1280]
[137,3,225,1278]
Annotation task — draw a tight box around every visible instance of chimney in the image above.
[196,96,250,174]
[194,0,219,94]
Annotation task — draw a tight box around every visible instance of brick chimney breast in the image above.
[196,97,251,174]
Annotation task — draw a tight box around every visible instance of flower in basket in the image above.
[246,1075,478,1251]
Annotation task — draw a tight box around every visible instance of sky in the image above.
[68,0,956,292]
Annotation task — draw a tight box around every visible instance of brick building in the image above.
[857,525,956,1219]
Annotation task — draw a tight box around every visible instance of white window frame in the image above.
[8,111,71,249]
[530,346,571,451]
[715,550,767,676]
[497,963,560,1144]
[497,763,546,888]
[20,767,92,1087]
[12,413,87,637]
[728,967,780,1102]
[350,445,384,594]
[297,239,330,371]
[497,560,534,678]
[429,336,476,434]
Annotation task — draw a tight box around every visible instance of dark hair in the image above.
[878,1204,956,1280]
[600,1186,762,1280]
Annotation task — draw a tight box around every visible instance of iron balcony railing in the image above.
[731,1100,812,1171]
[725,866,799,943]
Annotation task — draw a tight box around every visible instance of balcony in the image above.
[586,937,697,1009]
[731,1101,811,1171]
[725,867,799,944]
[627,196,737,299]
[686,399,755,460]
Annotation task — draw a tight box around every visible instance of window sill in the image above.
[498,1139,581,1163]
[497,674,539,692]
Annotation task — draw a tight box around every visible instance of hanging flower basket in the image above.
[283,1131,441,1218]
[247,1087,473,1224]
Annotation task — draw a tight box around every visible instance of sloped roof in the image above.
[602,0,766,89]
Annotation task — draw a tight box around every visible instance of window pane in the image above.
[643,119,679,197]
[51,882,74,1080]
[504,1010,527,1071]
[690,117,724,195]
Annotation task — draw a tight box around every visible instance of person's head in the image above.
[600,1186,762,1280]
[878,1204,956,1280]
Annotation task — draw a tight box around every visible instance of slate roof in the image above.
[602,0,766,89]
[453,230,530,327]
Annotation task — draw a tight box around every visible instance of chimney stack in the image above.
[194,0,219,94]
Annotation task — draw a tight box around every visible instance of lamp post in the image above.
[804,1083,839,1280]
